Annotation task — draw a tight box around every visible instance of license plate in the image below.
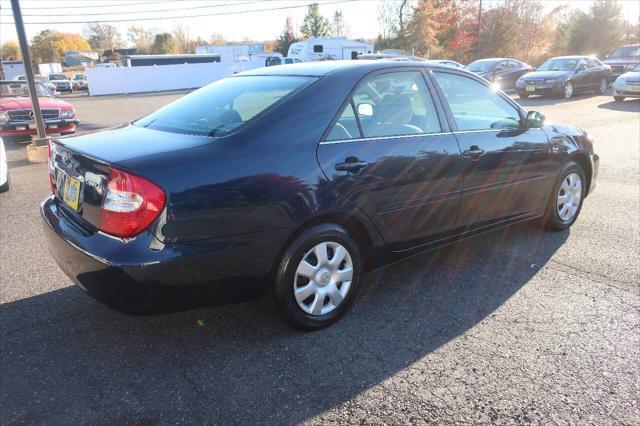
[526,85,536,92]
[62,175,81,210]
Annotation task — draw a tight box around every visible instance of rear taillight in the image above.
[48,141,55,194]
[99,167,165,238]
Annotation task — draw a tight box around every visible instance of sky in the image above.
[0,0,639,46]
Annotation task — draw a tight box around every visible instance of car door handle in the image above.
[463,147,486,160]
[335,160,368,172]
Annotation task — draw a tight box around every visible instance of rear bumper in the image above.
[41,196,287,313]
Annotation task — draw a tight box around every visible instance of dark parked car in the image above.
[42,61,599,329]
[467,58,532,90]
[604,43,640,80]
[516,56,610,99]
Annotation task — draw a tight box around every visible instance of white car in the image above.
[612,63,640,102]
[72,73,88,91]
[14,75,57,94]
[0,137,8,192]
[47,73,73,93]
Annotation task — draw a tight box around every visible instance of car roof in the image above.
[551,55,591,59]
[237,60,453,78]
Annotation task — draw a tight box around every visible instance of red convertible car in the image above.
[0,80,78,138]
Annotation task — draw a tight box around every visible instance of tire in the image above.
[614,96,625,102]
[0,176,9,193]
[273,224,363,330]
[542,161,586,231]
[560,81,574,99]
[518,93,529,99]
[596,78,607,95]
[61,131,75,136]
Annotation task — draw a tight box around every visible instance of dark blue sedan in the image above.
[42,61,599,329]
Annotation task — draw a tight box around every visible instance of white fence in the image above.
[85,61,265,96]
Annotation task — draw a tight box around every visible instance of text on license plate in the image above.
[62,175,81,210]
[526,85,536,92]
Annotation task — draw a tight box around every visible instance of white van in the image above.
[287,37,373,62]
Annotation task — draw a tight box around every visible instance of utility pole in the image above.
[10,0,48,148]
[476,0,483,55]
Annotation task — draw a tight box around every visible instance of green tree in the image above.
[300,3,331,38]
[0,41,21,61]
[274,17,298,55]
[151,33,176,54]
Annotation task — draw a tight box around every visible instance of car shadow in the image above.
[597,98,640,112]
[1,222,569,424]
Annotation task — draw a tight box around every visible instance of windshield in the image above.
[0,81,52,97]
[610,46,640,58]
[537,58,579,71]
[134,75,314,136]
[467,60,498,72]
[74,75,85,80]
[49,74,68,80]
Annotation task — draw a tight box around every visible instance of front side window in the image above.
[433,72,520,131]
[327,71,441,139]
[135,75,313,136]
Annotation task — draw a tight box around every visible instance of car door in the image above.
[317,69,464,245]
[574,58,591,90]
[588,58,606,87]
[504,60,526,89]
[430,70,554,229]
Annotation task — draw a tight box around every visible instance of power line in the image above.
[0,0,175,10]
[0,0,359,25]
[0,0,269,17]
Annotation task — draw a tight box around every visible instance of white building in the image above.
[287,37,373,62]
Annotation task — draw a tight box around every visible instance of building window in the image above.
[313,45,324,53]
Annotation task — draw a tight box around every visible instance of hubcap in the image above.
[556,172,582,222]
[564,82,573,98]
[293,241,353,316]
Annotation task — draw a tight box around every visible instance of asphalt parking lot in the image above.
[1,90,639,424]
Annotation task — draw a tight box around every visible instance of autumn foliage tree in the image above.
[31,30,91,64]
[0,41,21,61]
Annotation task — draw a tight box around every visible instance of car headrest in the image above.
[373,94,414,126]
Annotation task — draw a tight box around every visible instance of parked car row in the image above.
[13,72,88,94]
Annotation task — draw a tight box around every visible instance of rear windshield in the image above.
[49,74,68,80]
[134,75,314,136]
[468,60,498,72]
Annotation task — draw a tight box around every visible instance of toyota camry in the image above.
[42,61,599,329]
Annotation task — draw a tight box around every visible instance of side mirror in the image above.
[357,103,374,117]
[525,110,545,128]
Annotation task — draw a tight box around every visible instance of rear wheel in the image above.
[614,96,625,102]
[542,162,586,231]
[273,224,362,330]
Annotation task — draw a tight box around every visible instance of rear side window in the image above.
[326,71,441,140]
[313,45,323,53]
[433,72,521,131]
[135,76,313,136]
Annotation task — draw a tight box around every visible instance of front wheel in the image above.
[518,93,530,99]
[542,162,586,231]
[273,224,363,330]
[560,81,574,99]
[614,96,625,102]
